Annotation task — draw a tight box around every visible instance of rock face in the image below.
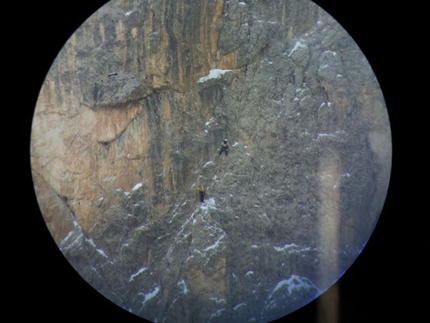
[31,0,391,322]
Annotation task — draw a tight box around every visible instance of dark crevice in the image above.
[97,106,145,146]
[31,168,87,242]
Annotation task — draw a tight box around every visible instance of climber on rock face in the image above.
[218,139,229,156]
[197,185,205,203]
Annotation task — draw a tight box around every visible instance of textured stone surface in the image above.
[31,0,391,322]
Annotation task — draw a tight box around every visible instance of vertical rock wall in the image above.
[31,1,391,322]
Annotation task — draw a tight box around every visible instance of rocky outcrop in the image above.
[31,0,391,322]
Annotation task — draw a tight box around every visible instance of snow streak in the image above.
[140,286,160,306]
[131,182,143,191]
[203,233,225,252]
[177,279,189,294]
[197,69,233,83]
[129,267,148,282]
[268,275,319,300]
[288,41,306,57]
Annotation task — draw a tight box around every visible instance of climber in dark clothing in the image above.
[197,185,205,202]
[218,139,229,156]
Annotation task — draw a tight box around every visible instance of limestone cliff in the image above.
[31,0,391,322]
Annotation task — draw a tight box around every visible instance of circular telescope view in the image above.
[31,0,391,322]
